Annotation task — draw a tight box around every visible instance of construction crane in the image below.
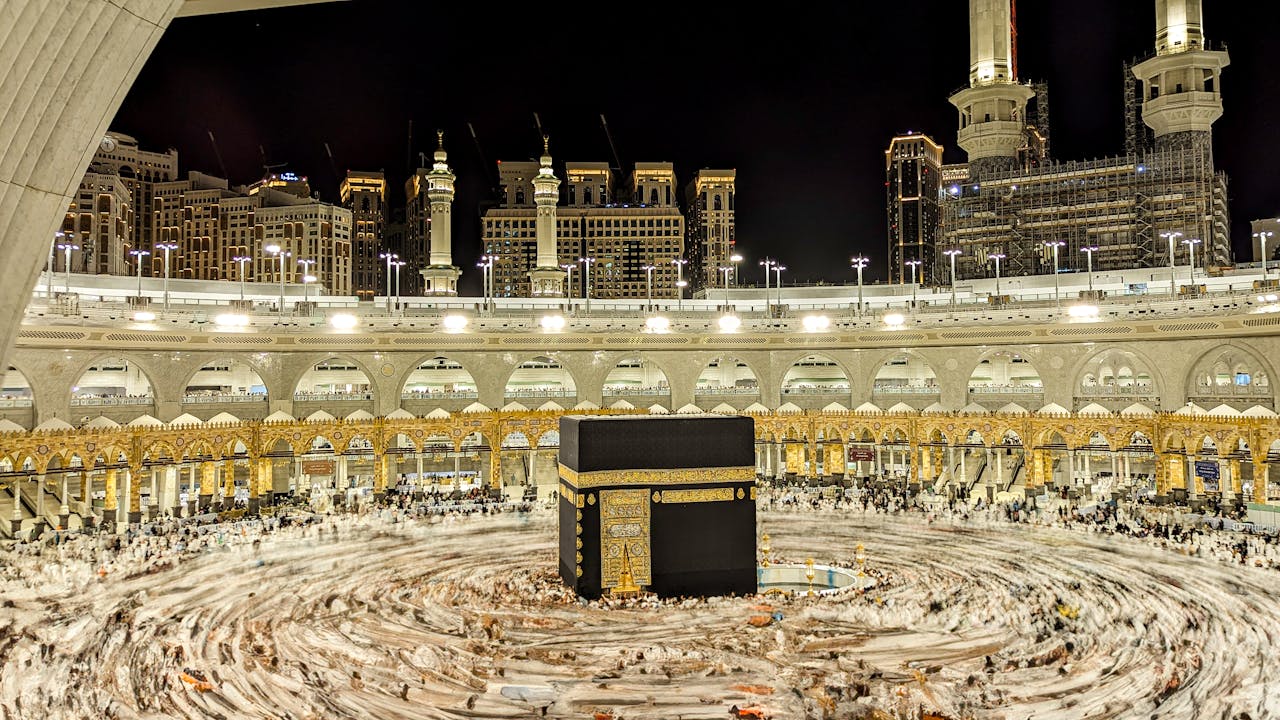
[1010,0,1018,80]
[600,114,622,172]
[206,131,229,179]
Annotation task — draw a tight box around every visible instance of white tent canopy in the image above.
[0,418,26,433]
[126,414,164,427]
[776,402,803,414]
[304,410,336,422]
[1242,405,1279,418]
[573,400,600,410]
[424,408,450,419]
[1174,402,1208,416]
[386,408,416,420]
[263,410,295,423]
[822,401,849,413]
[609,399,635,410]
[345,409,375,421]
[887,401,916,413]
[711,403,737,414]
[1037,402,1070,416]
[168,413,203,426]
[742,402,770,414]
[537,400,565,412]
[996,402,1029,415]
[1076,403,1112,417]
[1207,404,1242,417]
[34,418,74,431]
[922,402,948,415]
[461,402,491,414]
[676,403,703,414]
[648,404,670,414]
[959,402,989,415]
[84,416,120,429]
[1119,403,1157,417]
[853,402,882,415]
[501,401,529,412]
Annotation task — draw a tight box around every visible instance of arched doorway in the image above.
[71,357,155,424]
[694,356,759,408]
[967,351,1043,410]
[294,357,375,416]
[401,357,479,413]
[781,354,849,409]
[1074,349,1157,411]
[872,354,939,409]
[504,357,576,402]
[1186,347,1273,410]
[0,366,34,429]
[603,357,670,405]
[182,359,268,420]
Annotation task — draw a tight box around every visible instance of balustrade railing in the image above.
[182,394,267,404]
[71,396,153,407]
[293,392,374,402]
[694,386,760,395]
[503,388,575,398]
[968,385,1045,395]
[781,385,851,395]
[603,386,671,396]
[401,390,480,400]
[0,398,33,408]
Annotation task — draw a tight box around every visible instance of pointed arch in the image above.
[180,356,269,403]
[502,355,577,399]
[293,354,377,400]
[603,356,672,397]
[71,355,157,404]
[695,355,761,393]
[781,353,850,395]
[399,354,480,398]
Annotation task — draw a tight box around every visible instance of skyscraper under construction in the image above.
[898,0,1231,287]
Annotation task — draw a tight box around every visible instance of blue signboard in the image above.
[1194,460,1220,480]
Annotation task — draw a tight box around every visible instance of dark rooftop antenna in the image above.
[324,142,339,184]
[601,114,622,172]
[468,121,500,201]
[206,130,229,179]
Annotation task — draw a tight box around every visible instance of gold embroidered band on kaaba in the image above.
[558,464,755,489]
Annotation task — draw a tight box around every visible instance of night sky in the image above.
[110,0,1280,294]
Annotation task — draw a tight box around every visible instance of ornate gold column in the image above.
[221,460,236,508]
[1229,459,1242,498]
[374,455,388,495]
[1028,448,1046,489]
[1254,456,1269,504]
[488,450,501,490]
[199,461,216,511]
[785,443,803,476]
[126,463,142,523]
[807,438,818,479]
[103,469,118,526]
[823,443,842,479]
[920,445,933,486]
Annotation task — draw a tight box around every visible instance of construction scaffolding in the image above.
[939,136,1228,283]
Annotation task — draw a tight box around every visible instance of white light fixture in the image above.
[540,314,566,332]
[329,313,358,330]
[1067,303,1099,319]
[645,315,670,333]
[442,314,469,332]
[883,312,905,328]
[801,315,830,332]
[718,314,741,332]
[132,310,156,322]
[214,312,249,327]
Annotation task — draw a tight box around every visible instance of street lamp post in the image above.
[719,266,733,310]
[1183,237,1202,283]
[1254,230,1274,281]
[130,249,150,299]
[943,249,962,308]
[1044,240,1065,309]
[676,280,688,312]
[1160,231,1182,296]
[393,260,406,310]
[642,264,656,312]
[579,257,595,313]
[232,255,251,301]
[379,251,398,313]
[560,263,576,309]
[989,253,1006,297]
[760,258,775,316]
[156,242,178,310]
[477,256,492,314]
[730,253,743,286]
[905,259,922,309]
[772,265,785,310]
[851,255,869,316]
[1081,245,1099,292]
[298,259,315,305]
[48,232,64,298]
[57,240,80,295]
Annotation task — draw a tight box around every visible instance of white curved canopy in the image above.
[648,404,670,414]
[263,410,296,423]
[0,418,26,433]
[1119,403,1157,417]
[742,402,770,414]
[461,402,491,414]
[1174,402,1208,416]
[996,402,1029,415]
[609,399,635,410]
[386,408,417,420]
[711,403,737,414]
[501,401,529,412]
[84,416,121,428]
[853,402,882,415]
[1207,404,1242,417]
[676,403,703,414]
[1242,405,1279,418]
[537,400,565,412]
[126,414,164,427]
[424,408,450,419]
[304,410,336,422]
[1037,402,1070,416]
[922,402,948,415]
[1076,403,1112,417]
[822,402,849,413]
[573,400,600,410]
[959,402,989,415]
[168,413,203,426]
[345,409,375,421]
[34,418,74,432]
[776,402,803,414]
[887,402,916,413]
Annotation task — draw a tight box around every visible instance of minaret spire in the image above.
[420,129,460,295]
[528,134,565,297]
[1132,0,1228,146]
[948,0,1034,178]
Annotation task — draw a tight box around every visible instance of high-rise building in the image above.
[152,172,258,281]
[1250,218,1280,264]
[340,170,387,301]
[885,133,943,286]
[933,0,1230,283]
[684,169,736,293]
[254,187,353,296]
[90,132,178,254]
[402,164,434,298]
[246,172,312,200]
[482,157,684,299]
[57,163,134,277]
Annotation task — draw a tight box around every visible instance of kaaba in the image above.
[558,414,757,599]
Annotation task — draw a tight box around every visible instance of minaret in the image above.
[420,131,461,295]
[948,0,1034,178]
[528,135,565,297]
[1131,0,1229,148]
